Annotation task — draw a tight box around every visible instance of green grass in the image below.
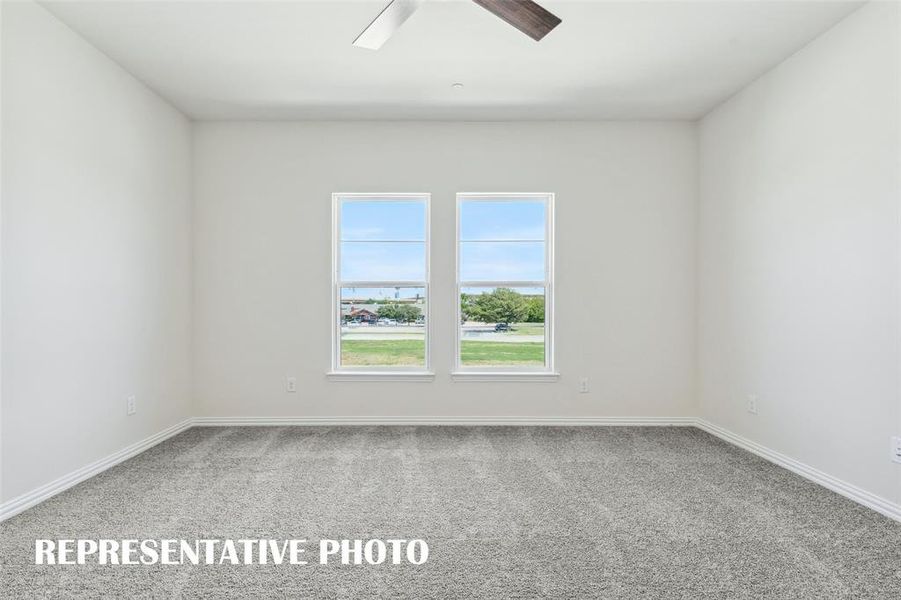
[340,338,545,366]
[460,341,544,365]
[341,339,425,366]
[507,323,545,336]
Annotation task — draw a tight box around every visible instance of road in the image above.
[341,324,543,343]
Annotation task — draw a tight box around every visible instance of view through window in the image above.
[334,195,429,370]
[457,194,554,371]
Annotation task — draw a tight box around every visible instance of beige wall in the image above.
[1,1,193,502]
[698,1,901,505]
[192,121,698,419]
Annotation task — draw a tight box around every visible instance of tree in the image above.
[399,304,422,323]
[460,293,476,322]
[524,296,545,323]
[377,303,422,323]
[461,288,528,325]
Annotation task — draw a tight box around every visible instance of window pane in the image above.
[341,242,426,282]
[460,287,545,367]
[460,200,545,241]
[340,287,425,367]
[341,200,425,241]
[460,241,544,282]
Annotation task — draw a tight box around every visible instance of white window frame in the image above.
[453,192,557,382]
[328,193,433,381]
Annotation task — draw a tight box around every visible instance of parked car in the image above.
[494,323,511,332]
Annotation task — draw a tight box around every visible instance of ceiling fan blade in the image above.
[471,0,562,41]
[353,0,423,50]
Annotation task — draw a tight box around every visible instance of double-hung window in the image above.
[455,193,555,378]
[331,194,430,377]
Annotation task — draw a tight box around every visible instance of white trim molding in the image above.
[193,416,695,427]
[451,372,560,382]
[696,419,901,523]
[0,418,193,522]
[326,371,435,382]
[4,417,898,524]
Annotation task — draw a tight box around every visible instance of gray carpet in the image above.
[1,426,900,598]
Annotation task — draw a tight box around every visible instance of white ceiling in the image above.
[41,0,863,120]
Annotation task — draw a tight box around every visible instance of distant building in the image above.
[341,305,378,323]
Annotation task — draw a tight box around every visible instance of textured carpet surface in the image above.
[1,426,900,598]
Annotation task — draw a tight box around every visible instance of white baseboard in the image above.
[4,416,898,524]
[695,419,901,523]
[0,415,690,522]
[0,418,193,522]
[192,416,696,427]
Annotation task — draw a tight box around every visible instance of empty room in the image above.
[1,0,900,597]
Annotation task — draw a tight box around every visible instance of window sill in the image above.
[326,371,435,382]
[451,372,560,383]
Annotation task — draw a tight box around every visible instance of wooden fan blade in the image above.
[472,0,562,41]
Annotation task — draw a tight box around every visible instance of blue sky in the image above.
[340,198,546,241]
[341,200,425,240]
[460,242,544,281]
[459,200,545,241]
[341,287,425,301]
[340,198,546,283]
[341,242,425,281]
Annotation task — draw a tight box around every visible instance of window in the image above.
[331,194,430,377]
[455,193,555,378]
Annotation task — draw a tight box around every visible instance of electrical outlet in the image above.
[746,395,758,415]
[286,376,297,393]
[126,395,136,416]
[891,436,901,464]
[578,377,589,393]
